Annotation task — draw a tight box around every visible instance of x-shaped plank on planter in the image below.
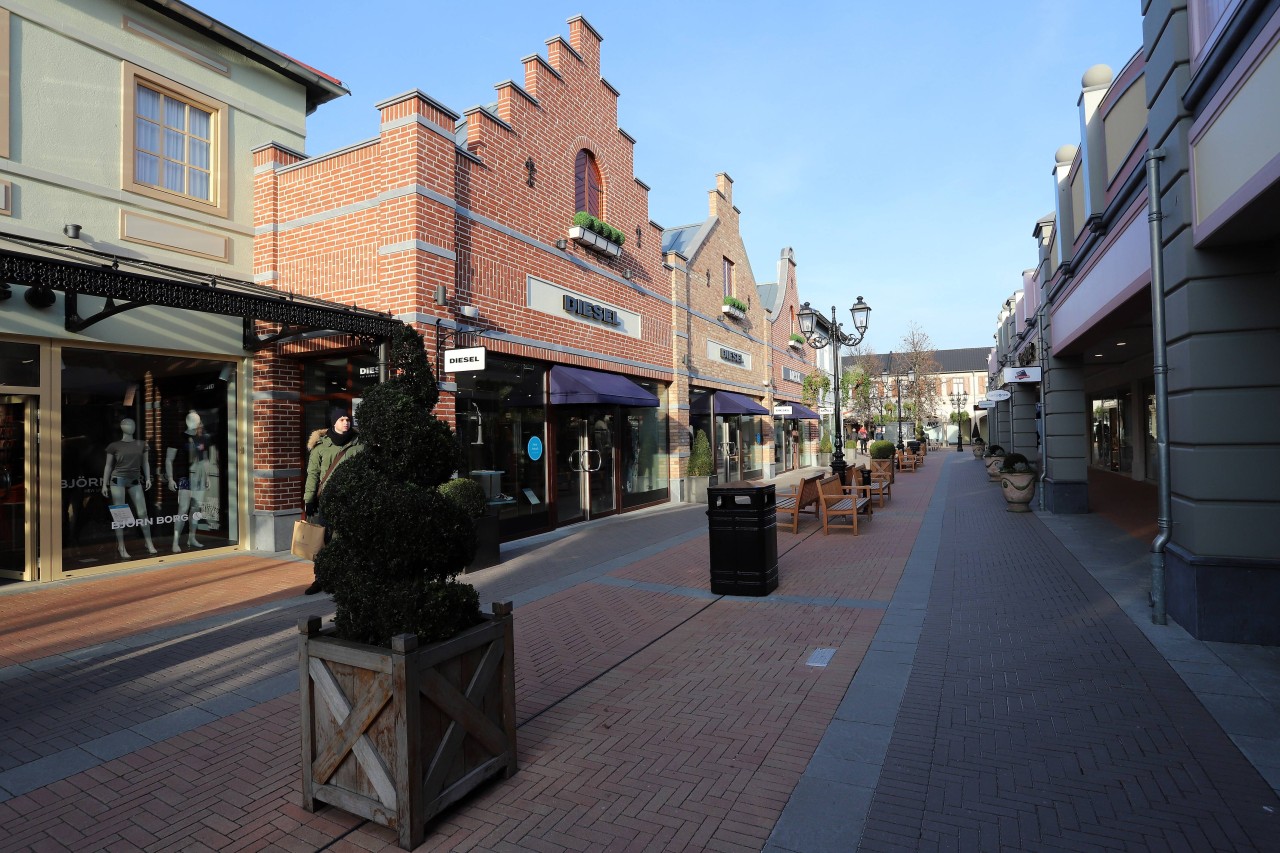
[420,637,508,797]
[309,658,397,809]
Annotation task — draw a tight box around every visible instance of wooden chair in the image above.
[818,475,873,535]
[897,449,918,472]
[777,473,823,533]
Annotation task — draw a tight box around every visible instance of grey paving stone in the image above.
[131,706,218,742]
[767,777,874,853]
[835,683,907,725]
[82,729,152,761]
[0,747,98,797]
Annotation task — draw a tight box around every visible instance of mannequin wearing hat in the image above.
[301,407,363,594]
[101,417,158,559]
[165,410,210,552]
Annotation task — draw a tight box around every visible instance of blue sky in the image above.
[197,1,1143,352]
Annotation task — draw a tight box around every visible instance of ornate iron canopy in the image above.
[0,236,402,350]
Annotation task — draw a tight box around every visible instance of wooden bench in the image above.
[818,475,873,535]
[777,473,823,533]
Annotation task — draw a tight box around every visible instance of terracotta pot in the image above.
[1000,471,1037,512]
[984,457,1005,481]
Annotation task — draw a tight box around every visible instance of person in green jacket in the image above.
[301,408,363,593]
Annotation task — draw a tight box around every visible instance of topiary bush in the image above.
[999,452,1034,473]
[688,429,714,477]
[818,433,833,454]
[439,476,487,519]
[314,324,482,648]
[868,439,896,459]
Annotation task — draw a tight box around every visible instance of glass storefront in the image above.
[1090,394,1131,473]
[301,353,381,453]
[690,388,765,483]
[620,379,669,509]
[456,358,550,538]
[60,347,238,569]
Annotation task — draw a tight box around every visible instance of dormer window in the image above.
[575,149,603,217]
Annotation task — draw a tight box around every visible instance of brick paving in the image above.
[0,453,1276,852]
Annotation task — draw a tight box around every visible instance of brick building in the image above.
[757,248,823,473]
[253,16,681,546]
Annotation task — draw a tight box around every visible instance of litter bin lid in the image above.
[708,480,774,492]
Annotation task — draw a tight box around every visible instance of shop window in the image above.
[574,148,602,217]
[621,380,669,509]
[301,354,381,459]
[455,358,549,537]
[60,348,238,570]
[0,341,38,387]
[123,64,228,216]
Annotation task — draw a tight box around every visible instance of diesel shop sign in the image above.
[443,347,486,373]
[706,339,752,370]
[526,275,641,338]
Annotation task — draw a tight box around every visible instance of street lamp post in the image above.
[797,297,872,484]
[950,390,968,452]
[881,353,915,453]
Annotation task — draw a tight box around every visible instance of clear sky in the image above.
[196,0,1143,353]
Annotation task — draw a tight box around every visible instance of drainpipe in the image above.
[1146,149,1171,626]
[1037,305,1047,511]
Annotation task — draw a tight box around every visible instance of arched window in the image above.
[575,149,603,217]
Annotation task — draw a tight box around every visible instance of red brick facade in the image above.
[252,16,677,522]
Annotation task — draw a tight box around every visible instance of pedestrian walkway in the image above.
[0,453,1276,851]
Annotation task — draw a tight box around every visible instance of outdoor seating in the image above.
[866,472,891,506]
[897,449,919,472]
[777,473,823,533]
[818,474,873,535]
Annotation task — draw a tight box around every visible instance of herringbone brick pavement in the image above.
[858,456,1280,852]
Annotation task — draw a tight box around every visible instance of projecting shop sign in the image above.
[444,347,486,373]
[1003,366,1041,383]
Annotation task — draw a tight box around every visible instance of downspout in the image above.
[1146,149,1171,626]
[1037,305,1047,511]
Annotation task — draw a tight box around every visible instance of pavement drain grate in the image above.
[806,647,836,667]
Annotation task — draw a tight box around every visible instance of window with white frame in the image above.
[123,65,227,216]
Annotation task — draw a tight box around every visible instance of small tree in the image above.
[314,324,481,648]
[688,429,714,477]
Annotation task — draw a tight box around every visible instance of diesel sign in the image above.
[443,347,486,373]
[563,295,622,327]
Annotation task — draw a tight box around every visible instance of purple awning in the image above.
[690,390,769,416]
[549,365,659,407]
[779,402,819,420]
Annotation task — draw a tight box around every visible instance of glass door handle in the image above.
[568,449,582,472]
[586,449,603,472]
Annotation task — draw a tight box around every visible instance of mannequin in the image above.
[165,410,209,553]
[101,418,157,559]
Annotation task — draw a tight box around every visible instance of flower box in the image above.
[788,339,804,350]
[567,225,622,257]
[721,304,746,320]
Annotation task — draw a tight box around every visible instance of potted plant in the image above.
[439,476,501,571]
[298,324,516,850]
[999,452,1037,512]
[686,428,715,503]
[868,438,896,484]
[567,211,624,256]
[982,443,1007,481]
[971,435,986,459]
[817,432,833,468]
[721,295,748,320]
[788,333,806,350]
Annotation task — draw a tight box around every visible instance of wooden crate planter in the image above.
[298,602,517,850]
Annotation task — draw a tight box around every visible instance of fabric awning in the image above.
[778,402,819,420]
[548,365,659,407]
[689,390,769,416]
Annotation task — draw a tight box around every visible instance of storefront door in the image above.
[0,396,36,581]
[718,416,741,482]
[555,408,617,524]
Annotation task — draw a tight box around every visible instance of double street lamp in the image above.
[881,353,915,453]
[950,390,968,452]
[797,297,872,484]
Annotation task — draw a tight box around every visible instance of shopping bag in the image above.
[291,519,325,560]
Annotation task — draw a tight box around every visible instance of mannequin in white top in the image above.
[165,410,209,553]
[101,417,157,559]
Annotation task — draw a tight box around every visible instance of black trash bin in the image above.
[706,481,778,596]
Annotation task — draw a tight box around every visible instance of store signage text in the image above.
[986,389,1012,402]
[773,405,793,416]
[563,295,622,327]
[720,348,745,365]
[444,347,487,373]
[782,367,805,384]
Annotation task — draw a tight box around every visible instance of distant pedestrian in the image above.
[857,426,869,455]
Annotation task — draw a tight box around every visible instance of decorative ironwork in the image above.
[433,323,479,379]
[525,157,536,187]
[0,247,402,348]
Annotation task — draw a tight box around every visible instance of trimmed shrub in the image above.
[1000,452,1034,473]
[688,429,714,477]
[868,439,895,459]
[818,433,833,454]
[314,324,481,648]
[439,477,487,519]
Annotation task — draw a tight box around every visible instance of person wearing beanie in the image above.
[301,408,364,594]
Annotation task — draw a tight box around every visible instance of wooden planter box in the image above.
[298,603,517,850]
[870,457,894,484]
